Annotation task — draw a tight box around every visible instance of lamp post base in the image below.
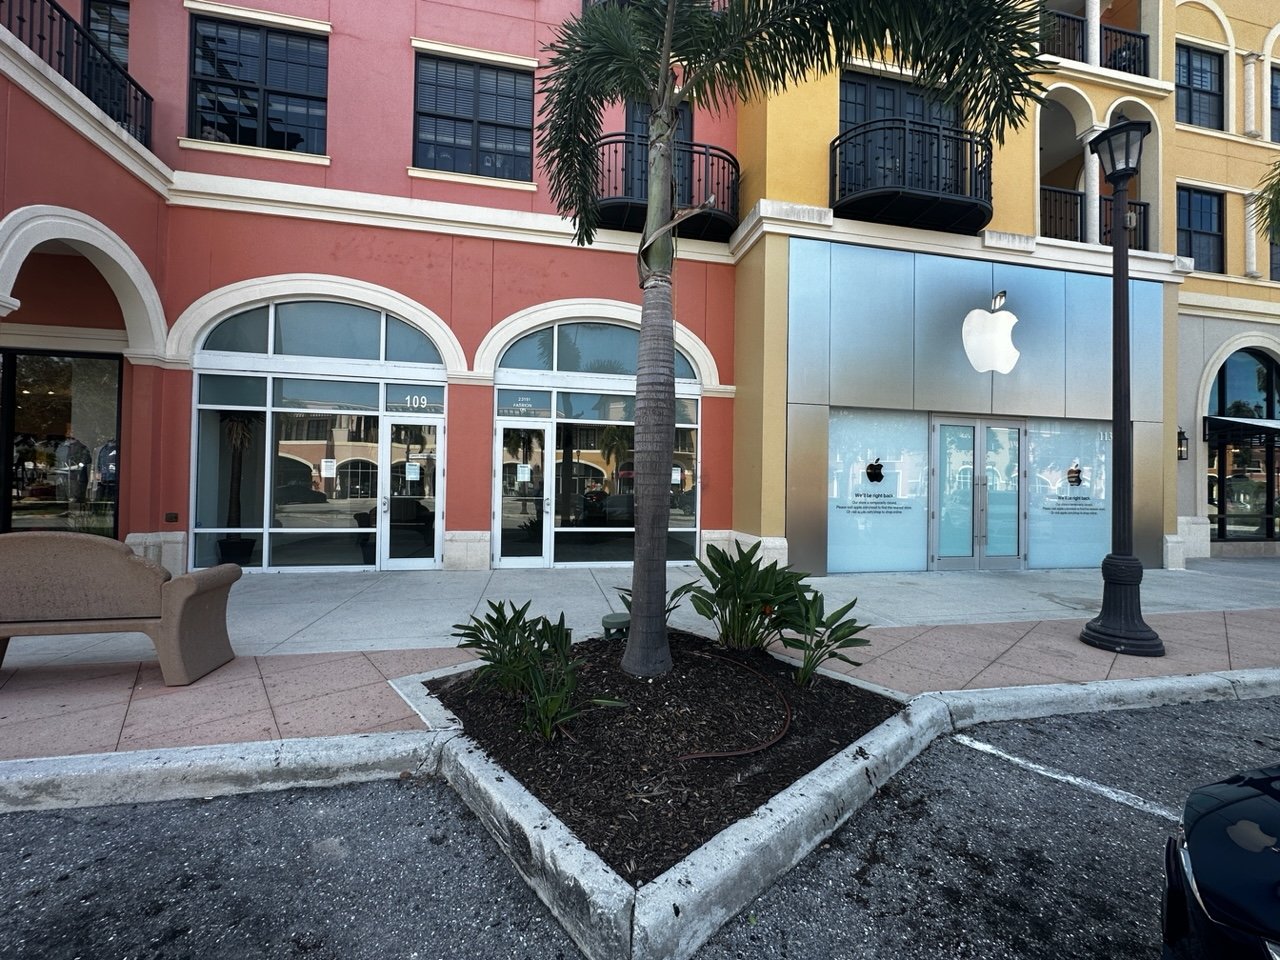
[1079,553,1165,657]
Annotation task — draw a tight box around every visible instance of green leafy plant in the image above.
[685,541,808,651]
[452,600,541,696]
[777,589,871,687]
[452,603,622,741]
[615,580,698,623]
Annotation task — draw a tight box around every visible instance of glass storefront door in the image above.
[380,419,442,568]
[932,418,1025,570]
[495,422,551,566]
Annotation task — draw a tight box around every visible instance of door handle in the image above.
[381,495,389,514]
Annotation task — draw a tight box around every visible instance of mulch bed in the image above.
[427,630,901,886]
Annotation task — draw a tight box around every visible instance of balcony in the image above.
[1,0,151,146]
[829,118,992,235]
[1043,9,1149,78]
[1039,187,1150,251]
[594,133,740,243]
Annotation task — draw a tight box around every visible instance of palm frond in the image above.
[537,3,662,245]
[1254,160,1280,244]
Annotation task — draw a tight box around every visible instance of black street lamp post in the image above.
[1080,114,1165,657]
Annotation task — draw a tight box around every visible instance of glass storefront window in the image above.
[828,409,929,572]
[499,322,698,380]
[6,352,122,538]
[1206,348,1278,541]
[273,379,379,411]
[386,317,443,365]
[274,301,381,360]
[1026,419,1111,568]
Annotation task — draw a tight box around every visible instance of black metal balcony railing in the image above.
[1101,195,1150,251]
[1041,185,1084,243]
[1,0,152,146]
[1044,10,1086,63]
[595,132,740,242]
[830,117,993,234]
[1039,187,1150,251]
[1041,10,1149,77]
[1101,24,1148,76]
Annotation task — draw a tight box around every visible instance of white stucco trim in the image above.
[1174,0,1238,136]
[183,0,332,34]
[177,138,331,165]
[410,38,538,70]
[0,322,129,352]
[0,30,172,195]
[166,274,468,373]
[0,206,167,359]
[406,167,538,191]
[472,298,726,390]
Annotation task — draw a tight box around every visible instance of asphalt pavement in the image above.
[3,695,1278,960]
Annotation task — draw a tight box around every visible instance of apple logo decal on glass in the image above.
[962,290,1020,375]
[865,458,884,483]
[1067,462,1083,487]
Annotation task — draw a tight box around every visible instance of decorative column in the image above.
[1081,125,1106,245]
[1244,53,1262,138]
[1086,0,1101,67]
[1245,192,1262,279]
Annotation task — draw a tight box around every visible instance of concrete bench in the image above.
[0,532,241,686]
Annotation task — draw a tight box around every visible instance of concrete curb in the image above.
[0,731,448,813]
[412,665,1280,960]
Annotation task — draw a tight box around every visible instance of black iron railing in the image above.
[830,117,991,206]
[1101,195,1150,251]
[595,132,739,223]
[1,0,152,146]
[1041,11,1149,77]
[1041,186,1084,243]
[1102,23,1148,76]
[1044,10,1086,62]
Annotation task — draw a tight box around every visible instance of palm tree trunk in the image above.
[622,108,677,677]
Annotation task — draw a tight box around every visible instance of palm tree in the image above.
[598,424,633,491]
[539,0,1047,676]
[1254,161,1280,244]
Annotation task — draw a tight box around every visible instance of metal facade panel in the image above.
[1132,419,1164,568]
[991,263,1067,417]
[1064,271,1114,419]
[912,253,994,413]
[828,244,916,409]
[787,239,831,406]
[1130,279,1164,424]
[785,403,830,575]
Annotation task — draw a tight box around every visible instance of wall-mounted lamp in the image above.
[1177,427,1189,461]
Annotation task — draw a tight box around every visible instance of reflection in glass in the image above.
[938,425,975,558]
[985,426,1019,558]
[500,427,546,559]
[558,323,637,375]
[274,301,380,360]
[270,531,371,566]
[203,306,268,353]
[496,389,552,418]
[199,374,267,406]
[386,317,443,365]
[385,383,444,414]
[272,413,378,528]
[195,409,266,534]
[387,422,438,560]
[1206,348,1277,541]
[194,532,262,568]
[273,379,379,411]
[499,328,553,371]
[9,354,121,537]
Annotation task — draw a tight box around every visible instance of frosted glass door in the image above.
[982,425,1021,563]
[937,424,976,561]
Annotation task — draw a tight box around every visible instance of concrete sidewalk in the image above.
[0,557,1276,763]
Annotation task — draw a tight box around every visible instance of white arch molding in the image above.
[1104,97,1165,249]
[473,297,728,391]
[1192,332,1280,520]
[0,205,167,360]
[1264,22,1280,141]
[168,274,468,373]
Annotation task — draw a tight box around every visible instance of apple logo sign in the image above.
[962,290,1020,375]
[1226,819,1278,853]
[1066,462,1083,487]
[865,458,884,483]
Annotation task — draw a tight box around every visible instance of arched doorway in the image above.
[1203,348,1279,541]
[492,319,703,566]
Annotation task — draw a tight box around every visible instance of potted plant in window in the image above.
[217,411,263,565]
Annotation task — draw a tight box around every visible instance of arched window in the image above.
[1204,349,1280,541]
[499,321,697,380]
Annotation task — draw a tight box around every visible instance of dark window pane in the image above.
[414,55,533,180]
[190,16,327,153]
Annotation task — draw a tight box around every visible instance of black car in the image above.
[1163,764,1280,959]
